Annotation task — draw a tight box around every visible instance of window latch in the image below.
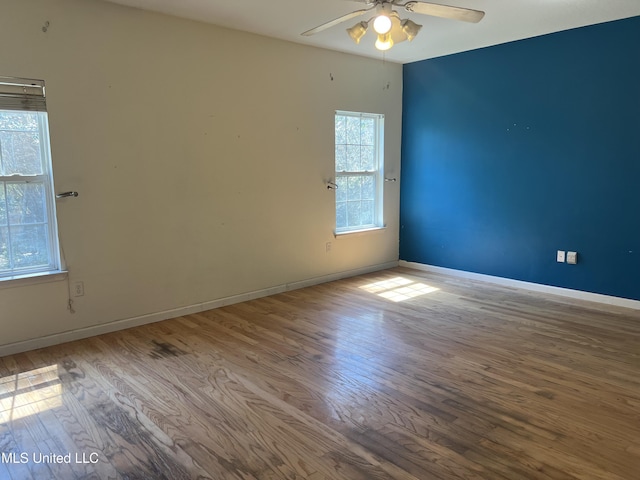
[56,191,79,198]
[326,181,338,190]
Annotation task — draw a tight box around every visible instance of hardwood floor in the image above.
[1,267,639,479]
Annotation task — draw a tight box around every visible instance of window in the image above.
[334,111,384,233]
[0,77,61,279]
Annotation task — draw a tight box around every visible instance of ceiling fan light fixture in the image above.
[401,19,422,41]
[372,14,392,35]
[375,32,394,51]
[346,21,368,44]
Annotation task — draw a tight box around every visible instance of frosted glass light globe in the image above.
[373,15,392,35]
[375,33,393,51]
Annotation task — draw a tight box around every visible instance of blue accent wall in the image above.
[400,16,640,300]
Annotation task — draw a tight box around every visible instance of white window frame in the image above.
[334,110,384,234]
[0,77,61,281]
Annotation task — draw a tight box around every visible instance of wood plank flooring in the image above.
[1,267,639,479]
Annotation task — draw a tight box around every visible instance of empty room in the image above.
[1,0,639,478]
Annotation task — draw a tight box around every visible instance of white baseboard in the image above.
[399,261,640,310]
[0,261,399,357]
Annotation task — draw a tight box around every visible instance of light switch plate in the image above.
[567,251,578,264]
[557,250,566,263]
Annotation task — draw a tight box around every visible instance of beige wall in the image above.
[0,0,402,353]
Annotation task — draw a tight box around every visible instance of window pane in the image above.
[7,183,46,224]
[347,201,361,227]
[0,110,39,130]
[335,115,346,145]
[347,176,362,201]
[336,202,347,229]
[10,224,49,269]
[0,110,43,176]
[361,200,374,225]
[362,176,375,200]
[361,118,375,145]
[346,145,360,171]
[336,177,347,202]
[335,145,346,171]
[361,145,375,171]
[0,185,6,224]
[346,116,360,145]
[0,226,8,270]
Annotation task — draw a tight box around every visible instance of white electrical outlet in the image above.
[567,251,578,264]
[557,250,566,263]
[73,281,84,297]
[326,242,332,253]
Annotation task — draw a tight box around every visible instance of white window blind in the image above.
[0,77,47,112]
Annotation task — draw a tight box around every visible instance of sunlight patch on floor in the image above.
[0,364,62,422]
[360,277,439,302]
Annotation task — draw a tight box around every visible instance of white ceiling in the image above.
[101,0,640,64]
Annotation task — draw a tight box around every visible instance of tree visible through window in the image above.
[335,111,384,233]
[0,77,60,279]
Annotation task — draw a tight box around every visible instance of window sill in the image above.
[0,270,68,290]
[335,226,387,238]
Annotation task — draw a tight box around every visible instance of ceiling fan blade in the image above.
[301,7,375,36]
[402,1,485,23]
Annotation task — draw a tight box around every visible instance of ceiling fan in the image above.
[302,1,485,51]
